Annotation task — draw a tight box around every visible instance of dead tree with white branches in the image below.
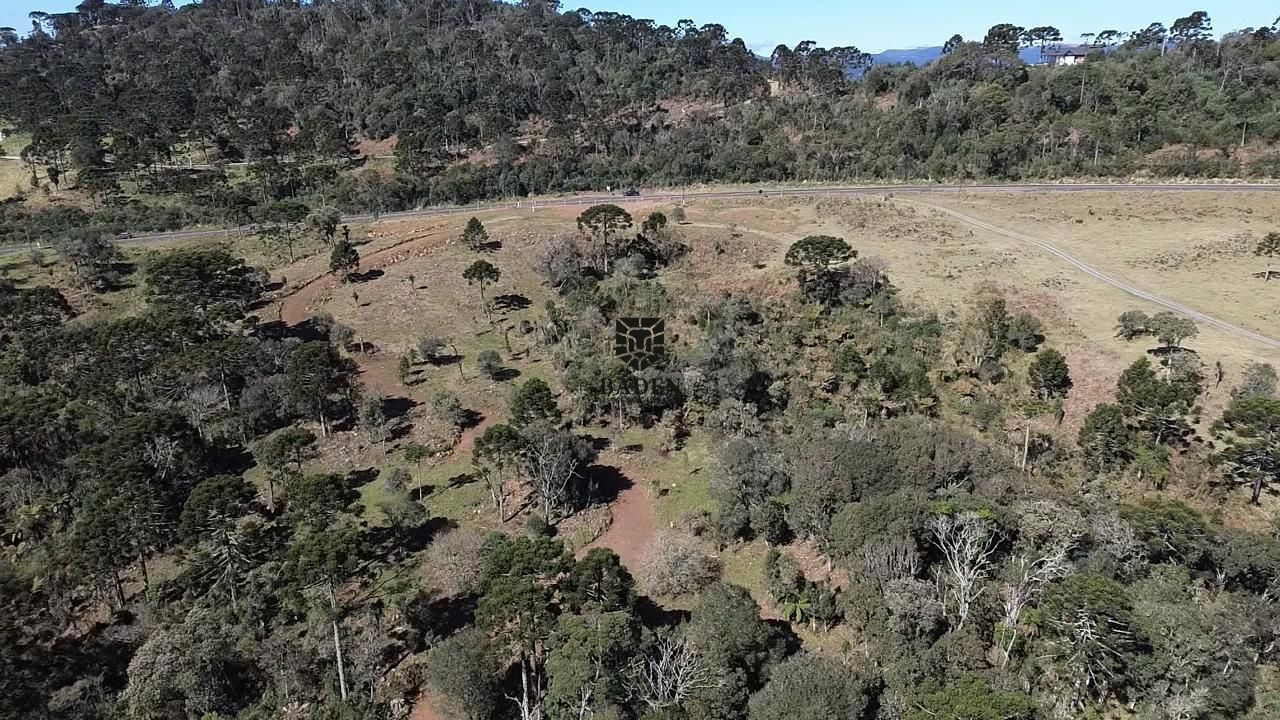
[998,543,1072,666]
[928,511,1001,630]
[1044,609,1133,712]
[624,635,719,711]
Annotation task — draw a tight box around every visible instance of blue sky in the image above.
[3,1,1275,53]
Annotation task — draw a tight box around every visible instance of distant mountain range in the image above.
[863,45,1046,70]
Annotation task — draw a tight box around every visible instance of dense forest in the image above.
[1,2,1280,244]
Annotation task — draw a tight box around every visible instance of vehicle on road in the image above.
[623,188,640,197]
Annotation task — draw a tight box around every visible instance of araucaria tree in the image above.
[1213,396,1280,505]
[142,248,263,322]
[1116,357,1199,446]
[576,204,633,273]
[287,524,365,701]
[784,235,856,306]
[1028,347,1072,399]
[463,259,501,321]
[472,423,525,521]
[1256,232,1280,280]
[329,238,360,281]
[282,342,354,436]
[461,217,490,252]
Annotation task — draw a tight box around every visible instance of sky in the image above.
[2,1,1275,53]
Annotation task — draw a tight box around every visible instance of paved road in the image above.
[908,200,1280,352]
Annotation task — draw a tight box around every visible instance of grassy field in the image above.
[254,189,1280,555]
[641,193,1280,427]
[0,129,29,156]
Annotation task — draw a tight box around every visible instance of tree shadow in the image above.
[387,422,415,443]
[764,618,803,657]
[1148,345,1201,362]
[383,396,418,421]
[427,353,463,368]
[347,466,381,490]
[277,315,331,342]
[492,367,522,382]
[350,340,381,355]
[585,464,633,504]
[633,596,690,629]
[45,622,137,696]
[372,515,456,555]
[445,471,477,489]
[207,444,256,476]
[492,293,531,311]
[460,409,485,430]
[351,268,385,283]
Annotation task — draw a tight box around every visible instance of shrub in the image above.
[425,528,488,595]
[476,349,502,379]
[640,532,722,596]
[384,467,412,492]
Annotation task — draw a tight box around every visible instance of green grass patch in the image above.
[648,431,713,527]
[357,468,400,525]
[412,454,488,523]
[353,451,487,527]
[0,129,30,156]
[720,541,770,607]
[0,159,30,200]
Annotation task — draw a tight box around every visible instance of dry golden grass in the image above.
[0,159,32,201]
[630,193,1278,430]
[251,190,1279,534]
[913,192,1280,416]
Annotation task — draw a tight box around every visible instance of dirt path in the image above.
[582,453,659,572]
[908,199,1280,352]
[409,691,446,720]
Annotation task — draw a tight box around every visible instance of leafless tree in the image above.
[144,436,182,482]
[624,634,718,710]
[1014,499,1086,551]
[928,511,1001,629]
[640,532,722,597]
[859,536,921,588]
[522,428,583,521]
[998,543,1072,666]
[425,528,487,596]
[883,577,944,639]
[1043,609,1132,712]
[1090,511,1144,579]
[1164,687,1212,720]
[184,383,223,440]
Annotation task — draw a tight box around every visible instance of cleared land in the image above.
[254,189,1279,590]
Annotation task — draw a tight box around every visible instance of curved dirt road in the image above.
[908,200,1280,352]
[7,181,1278,256]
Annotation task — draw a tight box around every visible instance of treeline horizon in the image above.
[0,1,1278,245]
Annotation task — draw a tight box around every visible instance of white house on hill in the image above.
[1042,44,1100,66]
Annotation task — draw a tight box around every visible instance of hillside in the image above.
[1,3,1278,247]
[4,4,1280,720]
